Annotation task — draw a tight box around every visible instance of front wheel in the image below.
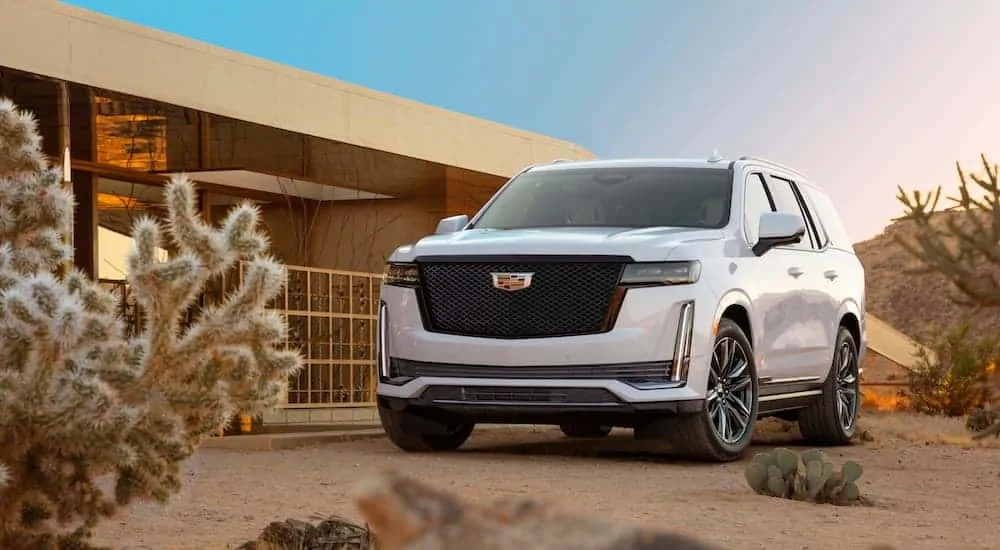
[378,405,475,452]
[667,318,759,462]
[798,326,860,445]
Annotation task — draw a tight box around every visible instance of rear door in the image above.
[763,174,837,380]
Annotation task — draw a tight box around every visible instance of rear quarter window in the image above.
[800,187,853,251]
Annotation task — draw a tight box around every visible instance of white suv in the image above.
[375,156,866,462]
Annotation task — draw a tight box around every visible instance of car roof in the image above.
[529,157,819,190]
[528,158,732,172]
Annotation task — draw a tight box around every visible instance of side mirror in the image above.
[753,212,805,256]
[435,214,469,235]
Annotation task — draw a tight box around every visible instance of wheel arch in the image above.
[836,298,865,368]
[712,290,755,346]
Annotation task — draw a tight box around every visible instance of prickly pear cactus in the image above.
[744,448,864,506]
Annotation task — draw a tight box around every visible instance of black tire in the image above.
[378,405,474,452]
[798,326,860,445]
[666,318,759,462]
[560,423,613,438]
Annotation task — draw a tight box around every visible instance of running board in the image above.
[757,378,824,415]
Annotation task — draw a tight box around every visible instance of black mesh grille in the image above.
[421,386,621,405]
[418,259,625,338]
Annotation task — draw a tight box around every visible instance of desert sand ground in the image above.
[93,413,1000,550]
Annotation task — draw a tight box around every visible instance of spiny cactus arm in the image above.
[223,344,300,412]
[172,260,286,362]
[895,155,1000,307]
[164,176,270,273]
[0,174,74,273]
[0,98,46,177]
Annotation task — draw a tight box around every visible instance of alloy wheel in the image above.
[836,340,859,432]
[706,336,754,444]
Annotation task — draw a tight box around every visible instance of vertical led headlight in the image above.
[376,301,389,379]
[671,301,695,383]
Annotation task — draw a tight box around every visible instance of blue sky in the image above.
[66,0,1000,242]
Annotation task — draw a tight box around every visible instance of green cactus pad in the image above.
[824,472,842,492]
[800,449,826,464]
[841,461,863,483]
[804,460,826,499]
[839,481,860,502]
[744,462,769,493]
[821,461,835,481]
[773,448,799,476]
[766,473,786,497]
[751,452,776,468]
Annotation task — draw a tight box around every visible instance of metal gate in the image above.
[100,263,383,408]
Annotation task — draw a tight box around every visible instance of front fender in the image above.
[712,289,754,341]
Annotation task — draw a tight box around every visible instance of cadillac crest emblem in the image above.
[491,272,534,292]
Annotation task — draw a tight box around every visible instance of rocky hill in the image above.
[854,212,998,346]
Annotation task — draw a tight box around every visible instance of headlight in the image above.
[383,262,420,287]
[619,261,701,286]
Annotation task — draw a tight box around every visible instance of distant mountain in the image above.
[854,212,998,346]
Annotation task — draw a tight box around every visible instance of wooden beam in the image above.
[56,80,73,275]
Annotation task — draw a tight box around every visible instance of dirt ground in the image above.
[93,412,1000,550]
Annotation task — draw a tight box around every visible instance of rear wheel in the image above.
[798,326,859,445]
[378,405,474,452]
[667,318,759,462]
[560,423,613,438]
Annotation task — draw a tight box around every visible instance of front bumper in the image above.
[378,390,706,428]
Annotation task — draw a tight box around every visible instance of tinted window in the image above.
[471,167,734,230]
[795,186,830,248]
[801,187,852,250]
[743,173,775,244]
[766,175,814,250]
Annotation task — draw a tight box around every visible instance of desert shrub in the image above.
[966,406,1000,435]
[906,321,998,417]
[743,448,864,506]
[860,387,910,411]
[0,99,301,548]
[237,516,377,550]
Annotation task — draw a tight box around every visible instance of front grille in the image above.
[390,358,672,384]
[418,258,626,338]
[421,386,620,405]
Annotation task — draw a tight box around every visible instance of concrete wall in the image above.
[263,406,377,425]
[2,0,595,179]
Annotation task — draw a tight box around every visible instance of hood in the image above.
[390,226,725,262]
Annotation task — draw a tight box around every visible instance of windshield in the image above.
[470,166,734,230]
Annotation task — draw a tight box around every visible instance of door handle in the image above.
[824,270,839,280]
[787,267,804,278]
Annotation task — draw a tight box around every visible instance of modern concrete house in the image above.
[0,0,594,425]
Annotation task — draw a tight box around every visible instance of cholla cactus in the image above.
[0,98,302,548]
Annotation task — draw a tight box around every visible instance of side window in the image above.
[796,186,830,249]
[743,173,775,244]
[802,188,852,250]
[765,175,817,250]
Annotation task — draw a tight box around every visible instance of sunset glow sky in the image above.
[67,0,1000,242]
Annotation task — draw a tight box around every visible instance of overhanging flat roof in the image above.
[0,0,595,178]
